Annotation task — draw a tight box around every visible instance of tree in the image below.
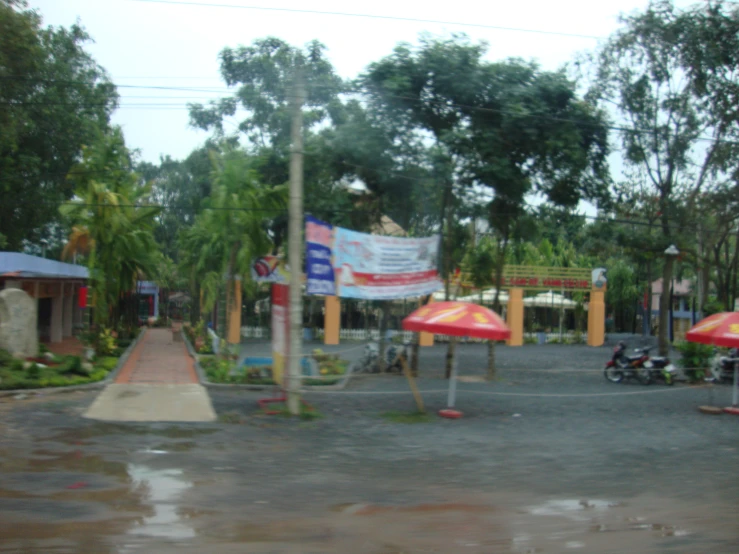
[61,128,160,330]
[365,35,609,372]
[0,0,118,250]
[138,143,220,261]
[180,148,286,331]
[589,0,739,354]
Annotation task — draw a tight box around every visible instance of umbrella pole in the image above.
[447,339,458,408]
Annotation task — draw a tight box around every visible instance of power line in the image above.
[5,76,737,147]
[126,0,603,40]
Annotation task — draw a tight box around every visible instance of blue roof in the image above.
[0,252,88,279]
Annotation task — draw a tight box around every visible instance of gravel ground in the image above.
[0,347,737,553]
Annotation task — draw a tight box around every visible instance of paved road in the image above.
[242,339,681,376]
[0,360,737,553]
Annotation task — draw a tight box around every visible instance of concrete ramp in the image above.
[84,384,216,423]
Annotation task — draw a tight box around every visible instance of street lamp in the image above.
[661,244,680,353]
[664,244,680,257]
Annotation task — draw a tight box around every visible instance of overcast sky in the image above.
[34,0,694,168]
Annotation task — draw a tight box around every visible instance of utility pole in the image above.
[287,69,305,415]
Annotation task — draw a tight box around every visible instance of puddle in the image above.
[125,464,195,541]
[528,499,619,520]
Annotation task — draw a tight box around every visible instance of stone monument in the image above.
[0,288,38,358]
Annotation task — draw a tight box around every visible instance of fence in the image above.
[242,326,588,344]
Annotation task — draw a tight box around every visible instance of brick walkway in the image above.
[115,328,198,385]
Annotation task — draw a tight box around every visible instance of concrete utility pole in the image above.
[287,69,306,415]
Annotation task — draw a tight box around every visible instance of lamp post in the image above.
[659,244,680,356]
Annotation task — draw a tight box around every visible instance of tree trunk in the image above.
[487,341,495,381]
[378,301,388,373]
[488,231,509,381]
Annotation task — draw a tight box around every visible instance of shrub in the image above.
[0,348,12,367]
[59,356,84,376]
[676,341,713,382]
[27,363,41,379]
[96,328,118,357]
[96,357,119,372]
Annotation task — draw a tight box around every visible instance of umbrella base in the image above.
[723,406,739,415]
[439,409,463,419]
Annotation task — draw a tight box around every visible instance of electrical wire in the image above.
[125,0,603,40]
[4,78,737,147]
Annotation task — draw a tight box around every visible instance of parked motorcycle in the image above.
[640,347,678,385]
[353,341,412,374]
[709,348,739,382]
[385,341,413,373]
[604,341,676,385]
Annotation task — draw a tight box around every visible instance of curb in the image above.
[0,328,146,398]
[182,331,353,391]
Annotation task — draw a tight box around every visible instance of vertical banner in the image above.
[305,216,336,296]
[271,283,289,386]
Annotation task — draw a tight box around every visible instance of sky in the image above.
[32,0,698,165]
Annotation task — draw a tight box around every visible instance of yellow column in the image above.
[587,288,606,347]
[227,279,242,345]
[324,296,340,345]
[419,296,435,347]
[506,288,524,346]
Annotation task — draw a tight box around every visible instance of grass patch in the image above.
[218,411,244,424]
[381,410,431,424]
[275,404,323,421]
[303,377,341,386]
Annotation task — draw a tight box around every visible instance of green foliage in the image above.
[0,350,119,390]
[200,357,232,383]
[676,341,713,382]
[95,356,119,372]
[61,128,161,329]
[703,298,726,317]
[178,148,286,314]
[0,348,12,366]
[0,0,118,249]
[26,363,40,379]
[96,328,118,357]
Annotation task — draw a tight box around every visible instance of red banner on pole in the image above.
[78,287,88,308]
[271,284,290,387]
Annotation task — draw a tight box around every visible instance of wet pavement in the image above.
[1,357,738,553]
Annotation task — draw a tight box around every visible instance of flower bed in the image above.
[0,331,137,391]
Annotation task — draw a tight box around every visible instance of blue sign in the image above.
[305,216,336,296]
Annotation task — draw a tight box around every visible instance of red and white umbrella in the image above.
[403,302,510,417]
[686,312,739,412]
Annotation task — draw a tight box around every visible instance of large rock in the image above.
[0,288,38,357]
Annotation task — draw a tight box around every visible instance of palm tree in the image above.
[180,148,286,336]
[61,128,161,329]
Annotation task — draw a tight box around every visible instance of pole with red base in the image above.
[439,339,463,419]
[724,360,739,415]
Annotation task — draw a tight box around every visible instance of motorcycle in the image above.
[709,348,739,382]
[353,341,412,374]
[385,341,413,373]
[640,347,678,385]
[604,342,676,385]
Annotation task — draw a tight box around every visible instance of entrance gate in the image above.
[322,265,606,347]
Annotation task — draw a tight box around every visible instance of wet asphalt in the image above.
[0,342,737,553]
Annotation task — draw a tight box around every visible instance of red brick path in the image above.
[115,328,198,385]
